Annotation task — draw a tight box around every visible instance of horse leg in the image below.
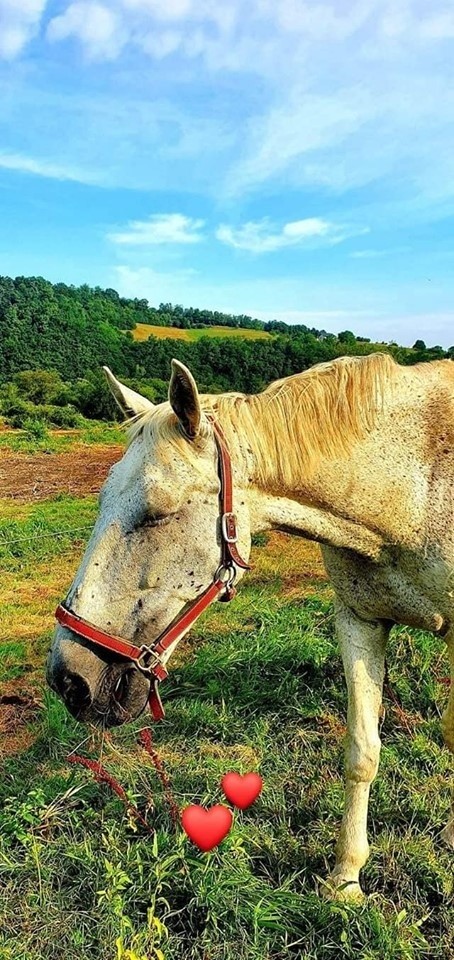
[441,628,454,849]
[328,599,390,899]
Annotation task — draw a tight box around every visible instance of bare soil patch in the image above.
[0,690,43,758]
[0,443,124,502]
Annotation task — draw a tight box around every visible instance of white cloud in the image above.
[119,0,236,31]
[0,0,47,58]
[32,0,454,75]
[274,0,377,40]
[3,0,454,220]
[0,150,98,183]
[377,1,454,43]
[108,213,205,245]
[45,0,241,65]
[227,85,381,195]
[47,2,124,60]
[0,78,235,192]
[216,217,366,253]
[45,0,239,63]
[227,66,454,197]
[140,29,182,58]
[120,0,193,22]
[418,11,454,40]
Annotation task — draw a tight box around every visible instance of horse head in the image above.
[46,360,251,726]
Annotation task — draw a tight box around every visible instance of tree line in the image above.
[0,274,452,427]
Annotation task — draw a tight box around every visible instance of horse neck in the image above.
[204,371,425,552]
[204,387,343,512]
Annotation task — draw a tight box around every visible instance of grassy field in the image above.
[0,442,453,960]
[129,324,272,342]
[0,421,126,455]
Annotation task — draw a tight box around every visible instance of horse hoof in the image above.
[321,875,365,901]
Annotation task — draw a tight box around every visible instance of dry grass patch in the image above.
[197,742,260,765]
[130,323,272,342]
[0,555,79,642]
[250,532,331,597]
[131,323,190,341]
[0,552,81,756]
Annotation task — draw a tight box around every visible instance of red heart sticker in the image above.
[181,804,233,852]
[221,772,263,810]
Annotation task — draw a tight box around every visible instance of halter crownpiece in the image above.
[55,417,251,722]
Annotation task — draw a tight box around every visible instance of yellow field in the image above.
[129,323,272,342]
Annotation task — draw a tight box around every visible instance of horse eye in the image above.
[143,514,173,529]
[129,512,176,534]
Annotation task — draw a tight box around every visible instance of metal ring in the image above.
[215,563,237,588]
[137,645,164,675]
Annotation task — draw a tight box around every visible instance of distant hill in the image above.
[0,275,452,398]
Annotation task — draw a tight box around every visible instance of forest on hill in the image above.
[0,274,452,426]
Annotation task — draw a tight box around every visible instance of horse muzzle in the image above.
[47,626,150,726]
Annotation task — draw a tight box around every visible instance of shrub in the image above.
[13,369,67,405]
[69,371,119,421]
[2,401,35,427]
[123,377,168,405]
[0,384,27,418]
[21,416,49,441]
[4,401,83,429]
[43,405,84,428]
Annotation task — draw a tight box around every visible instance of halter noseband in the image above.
[55,418,251,721]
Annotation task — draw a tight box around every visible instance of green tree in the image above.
[70,371,120,421]
[13,369,66,405]
[338,330,356,344]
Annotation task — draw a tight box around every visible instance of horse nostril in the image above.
[58,673,91,715]
[113,670,131,706]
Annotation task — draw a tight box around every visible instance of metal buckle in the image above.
[221,512,238,543]
[137,645,164,676]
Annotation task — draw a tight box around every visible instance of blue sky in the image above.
[1,1,453,346]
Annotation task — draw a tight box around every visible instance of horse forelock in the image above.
[124,401,181,449]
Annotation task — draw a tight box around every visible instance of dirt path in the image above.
[0,443,124,502]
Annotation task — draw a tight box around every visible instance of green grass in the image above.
[0,494,98,570]
[0,421,125,454]
[0,494,452,960]
[0,641,27,682]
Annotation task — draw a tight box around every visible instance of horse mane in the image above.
[125,352,398,489]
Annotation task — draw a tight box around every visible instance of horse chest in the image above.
[321,544,453,634]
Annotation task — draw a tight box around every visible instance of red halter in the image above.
[55,418,251,722]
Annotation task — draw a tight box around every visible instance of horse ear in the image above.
[169,359,201,439]
[102,367,155,418]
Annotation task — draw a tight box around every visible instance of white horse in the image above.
[47,353,454,897]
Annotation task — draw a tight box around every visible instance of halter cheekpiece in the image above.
[55,417,251,721]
